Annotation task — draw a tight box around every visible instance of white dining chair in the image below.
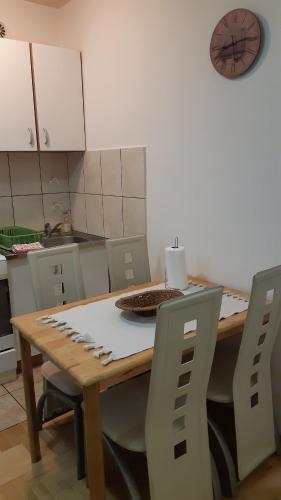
[101,286,223,500]
[106,235,151,292]
[208,265,281,482]
[28,244,85,479]
[28,243,85,309]
[271,322,281,453]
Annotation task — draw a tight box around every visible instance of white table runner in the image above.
[39,283,248,365]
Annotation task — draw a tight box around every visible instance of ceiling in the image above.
[24,0,71,8]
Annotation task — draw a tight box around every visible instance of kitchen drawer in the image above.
[0,333,15,351]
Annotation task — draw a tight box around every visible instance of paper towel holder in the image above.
[165,236,181,290]
[172,236,179,249]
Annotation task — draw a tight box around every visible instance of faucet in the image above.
[44,223,51,237]
[44,222,62,238]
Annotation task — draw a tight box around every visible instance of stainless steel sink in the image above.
[43,235,88,248]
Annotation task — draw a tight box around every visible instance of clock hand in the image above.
[213,37,235,61]
[218,36,258,53]
[233,35,241,62]
[235,36,258,46]
[231,36,240,64]
[214,33,253,61]
[231,35,235,60]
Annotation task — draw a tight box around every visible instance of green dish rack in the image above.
[0,226,43,251]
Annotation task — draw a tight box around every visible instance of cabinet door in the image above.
[31,44,85,151]
[0,39,37,151]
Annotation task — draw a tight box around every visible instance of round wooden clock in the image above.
[210,9,261,78]
[0,23,6,38]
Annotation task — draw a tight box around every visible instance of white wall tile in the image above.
[101,150,122,196]
[85,194,104,236]
[0,153,11,197]
[0,197,14,226]
[84,151,102,194]
[123,198,146,237]
[43,193,70,227]
[70,193,87,232]
[103,196,123,238]
[121,147,145,198]
[40,153,69,193]
[1,148,147,237]
[13,195,44,230]
[68,152,85,193]
[9,153,41,196]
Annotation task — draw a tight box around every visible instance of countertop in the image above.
[0,231,106,260]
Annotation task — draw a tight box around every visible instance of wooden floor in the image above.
[0,415,280,499]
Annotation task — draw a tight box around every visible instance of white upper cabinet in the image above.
[31,44,85,151]
[0,39,37,151]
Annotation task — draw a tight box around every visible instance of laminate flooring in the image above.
[0,415,280,499]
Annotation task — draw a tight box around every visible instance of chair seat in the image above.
[101,373,150,453]
[41,361,82,397]
[207,336,241,404]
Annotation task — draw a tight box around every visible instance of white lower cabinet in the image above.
[0,347,17,385]
[8,245,109,360]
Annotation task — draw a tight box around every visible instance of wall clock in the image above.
[0,23,6,38]
[210,9,261,78]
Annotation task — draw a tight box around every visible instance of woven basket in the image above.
[115,289,183,316]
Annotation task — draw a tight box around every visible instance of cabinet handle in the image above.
[27,128,34,147]
[42,128,49,146]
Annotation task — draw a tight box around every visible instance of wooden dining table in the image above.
[11,277,248,500]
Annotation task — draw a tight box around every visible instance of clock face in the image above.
[210,9,261,78]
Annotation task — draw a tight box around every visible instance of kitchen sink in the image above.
[41,231,106,249]
[43,235,89,248]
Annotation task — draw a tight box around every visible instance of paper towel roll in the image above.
[165,245,188,291]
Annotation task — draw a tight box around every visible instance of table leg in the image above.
[19,333,41,463]
[83,383,105,500]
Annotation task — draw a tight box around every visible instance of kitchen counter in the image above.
[0,231,106,259]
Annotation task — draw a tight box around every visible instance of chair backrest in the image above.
[106,235,151,292]
[145,287,223,500]
[233,265,281,480]
[28,244,85,310]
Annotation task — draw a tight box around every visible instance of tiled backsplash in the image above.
[0,152,70,230]
[0,147,146,238]
[69,147,146,238]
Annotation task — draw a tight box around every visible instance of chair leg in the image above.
[275,436,281,456]
[208,417,238,499]
[103,434,142,500]
[274,422,281,456]
[37,387,85,482]
[211,452,222,500]
[35,392,49,431]
[74,402,85,480]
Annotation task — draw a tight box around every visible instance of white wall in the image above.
[0,0,59,44]
[58,0,281,292]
